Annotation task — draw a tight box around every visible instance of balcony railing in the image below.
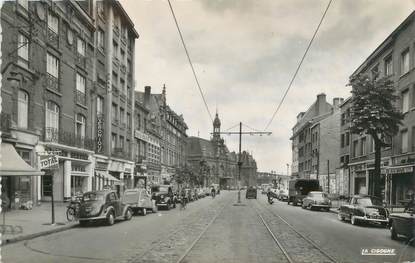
[76,90,86,106]
[48,29,59,48]
[46,73,60,93]
[44,127,95,151]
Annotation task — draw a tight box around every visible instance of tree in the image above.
[349,74,404,198]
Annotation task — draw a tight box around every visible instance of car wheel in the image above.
[107,211,115,226]
[351,215,358,226]
[337,213,344,221]
[391,223,398,240]
[308,204,312,210]
[142,208,147,216]
[125,208,133,221]
[166,202,170,210]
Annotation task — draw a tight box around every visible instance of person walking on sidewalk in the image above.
[211,187,216,198]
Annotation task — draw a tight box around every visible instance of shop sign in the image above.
[387,166,414,175]
[96,115,104,153]
[39,155,59,170]
[134,130,149,143]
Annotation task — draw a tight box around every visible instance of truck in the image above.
[288,179,320,206]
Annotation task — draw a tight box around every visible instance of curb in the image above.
[0,223,77,247]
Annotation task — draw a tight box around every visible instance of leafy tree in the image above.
[349,74,404,198]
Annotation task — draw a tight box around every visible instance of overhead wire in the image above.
[167,0,213,123]
[263,0,333,131]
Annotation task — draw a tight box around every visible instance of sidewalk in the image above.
[0,202,78,246]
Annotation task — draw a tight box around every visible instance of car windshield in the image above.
[310,192,327,199]
[83,192,105,202]
[356,197,382,206]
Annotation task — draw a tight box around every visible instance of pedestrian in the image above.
[267,188,272,203]
[211,187,216,198]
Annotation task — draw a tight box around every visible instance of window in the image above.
[137,114,141,129]
[75,114,86,138]
[97,96,104,115]
[97,29,104,50]
[401,130,408,153]
[402,89,410,113]
[112,103,117,122]
[120,108,125,125]
[17,33,29,67]
[361,137,367,155]
[127,86,131,97]
[47,53,59,78]
[17,90,29,129]
[126,139,130,154]
[119,136,124,149]
[345,132,350,146]
[401,49,410,75]
[76,73,86,93]
[121,49,125,62]
[48,12,59,34]
[127,113,131,129]
[113,41,118,58]
[353,140,359,157]
[341,134,345,148]
[385,55,393,76]
[77,38,86,56]
[45,101,59,132]
[371,64,379,79]
[111,133,116,151]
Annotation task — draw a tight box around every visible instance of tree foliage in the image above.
[350,74,403,144]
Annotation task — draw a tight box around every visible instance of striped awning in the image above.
[0,143,44,176]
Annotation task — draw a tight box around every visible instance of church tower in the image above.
[213,112,221,141]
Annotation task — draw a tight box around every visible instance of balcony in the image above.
[44,127,95,151]
[112,147,131,160]
[112,86,119,96]
[46,73,60,93]
[76,90,86,106]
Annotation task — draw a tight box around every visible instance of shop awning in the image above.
[95,171,120,182]
[0,143,44,176]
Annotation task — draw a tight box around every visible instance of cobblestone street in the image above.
[3,191,415,263]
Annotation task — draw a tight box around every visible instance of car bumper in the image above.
[79,215,106,221]
[156,203,169,207]
[312,204,331,208]
[354,216,388,224]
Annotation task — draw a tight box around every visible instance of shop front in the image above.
[386,165,415,205]
[0,142,44,209]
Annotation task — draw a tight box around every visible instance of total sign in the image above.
[39,155,59,170]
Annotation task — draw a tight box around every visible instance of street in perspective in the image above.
[1,0,415,263]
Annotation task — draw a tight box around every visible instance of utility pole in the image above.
[211,122,271,204]
[327,159,330,194]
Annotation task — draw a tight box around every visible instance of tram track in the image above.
[254,200,339,263]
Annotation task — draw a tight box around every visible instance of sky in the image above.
[120,0,415,174]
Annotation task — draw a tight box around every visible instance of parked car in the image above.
[288,179,320,206]
[123,188,156,215]
[278,189,289,201]
[151,185,176,210]
[78,190,132,226]
[338,195,389,227]
[197,188,205,198]
[245,186,257,199]
[301,191,331,211]
[390,202,415,241]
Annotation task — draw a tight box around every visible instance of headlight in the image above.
[160,195,164,199]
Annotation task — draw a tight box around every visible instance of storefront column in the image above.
[86,163,93,192]
[64,160,71,199]
[365,170,369,195]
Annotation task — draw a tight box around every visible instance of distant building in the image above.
[240,151,257,187]
[186,113,237,188]
[291,94,343,193]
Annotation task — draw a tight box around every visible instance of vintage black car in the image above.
[390,203,415,241]
[245,186,257,199]
[78,190,132,226]
[337,195,389,227]
[151,185,176,210]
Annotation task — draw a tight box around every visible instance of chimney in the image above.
[332,97,344,109]
[316,93,327,116]
[144,86,151,107]
[162,84,167,106]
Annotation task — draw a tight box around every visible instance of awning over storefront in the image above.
[95,171,120,182]
[0,143,44,176]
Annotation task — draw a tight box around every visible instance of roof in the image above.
[113,0,139,38]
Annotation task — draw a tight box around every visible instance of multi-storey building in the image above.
[348,11,415,204]
[291,94,337,179]
[0,0,138,206]
[136,85,188,185]
[186,113,238,189]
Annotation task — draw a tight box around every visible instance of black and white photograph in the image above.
[1,0,415,262]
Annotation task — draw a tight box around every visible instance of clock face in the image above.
[67,28,74,45]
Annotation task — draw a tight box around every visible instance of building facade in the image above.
[186,113,238,189]
[348,11,415,205]
[0,0,138,206]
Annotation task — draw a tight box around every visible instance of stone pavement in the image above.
[1,202,77,246]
